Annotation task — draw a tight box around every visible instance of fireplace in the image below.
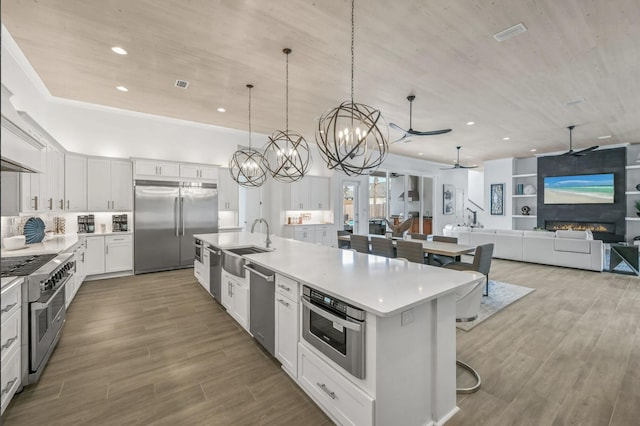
[544,220,619,241]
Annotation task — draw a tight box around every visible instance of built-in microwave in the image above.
[301,285,366,379]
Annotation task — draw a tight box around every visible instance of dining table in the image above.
[337,234,476,265]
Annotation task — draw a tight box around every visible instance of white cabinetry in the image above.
[284,224,337,247]
[512,157,538,230]
[179,163,218,181]
[133,159,180,178]
[87,158,133,211]
[85,234,133,277]
[298,344,374,426]
[85,236,106,276]
[20,148,47,212]
[1,277,22,416]
[105,234,133,273]
[286,176,330,210]
[221,271,249,331]
[295,226,317,244]
[309,176,330,210]
[275,274,299,377]
[218,168,239,211]
[64,153,87,211]
[47,146,65,211]
[66,239,87,308]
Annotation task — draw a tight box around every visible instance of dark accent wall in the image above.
[537,147,626,242]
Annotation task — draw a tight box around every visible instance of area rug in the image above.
[456,280,535,331]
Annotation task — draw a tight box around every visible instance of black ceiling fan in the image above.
[441,146,478,169]
[389,95,452,144]
[560,125,599,156]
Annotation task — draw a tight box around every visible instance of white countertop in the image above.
[219,225,244,230]
[78,231,133,236]
[1,276,23,290]
[283,223,335,227]
[1,234,80,257]
[194,232,483,317]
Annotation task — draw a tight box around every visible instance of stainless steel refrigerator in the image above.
[134,180,218,274]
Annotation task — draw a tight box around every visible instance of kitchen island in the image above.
[195,232,483,426]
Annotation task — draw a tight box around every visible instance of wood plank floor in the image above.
[2,260,638,425]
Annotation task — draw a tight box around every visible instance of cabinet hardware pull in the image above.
[47,198,52,210]
[155,166,158,175]
[106,245,109,255]
[107,200,110,209]
[159,166,162,175]
[67,200,70,209]
[277,284,291,292]
[33,195,38,210]
[317,382,336,399]
[1,336,17,350]
[0,302,17,313]
[277,298,290,307]
[60,199,64,209]
[1,378,18,395]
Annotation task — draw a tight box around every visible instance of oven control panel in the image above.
[40,261,75,292]
[303,286,365,321]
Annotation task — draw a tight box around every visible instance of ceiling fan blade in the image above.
[407,128,452,136]
[458,164,478,169]
[389,122,408,133]
[391,133,411,144]
[571,145,599,156]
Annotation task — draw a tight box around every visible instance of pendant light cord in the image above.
[247,84,253,148]
[286,51,289,132]
[350,0,355,105]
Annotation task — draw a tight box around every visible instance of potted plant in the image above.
[635,200,640,217]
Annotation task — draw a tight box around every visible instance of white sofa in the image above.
[445,226,604,272]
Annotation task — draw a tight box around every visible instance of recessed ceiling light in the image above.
[116,86,128,92]
[597,135,611,139]
[466,121,475,126]
[418,153,423,156]
[111,46,128,55]
[530,148,537,152]
[217,107,226,113]
[503,137,510,140]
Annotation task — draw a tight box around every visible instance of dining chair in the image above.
[370,236,394,258]
[431,235,458,266]
[445,243,494,296]
[337,230,351,249]
[350,234,370,254]
[408,233,428,240]
[395,240,425,264]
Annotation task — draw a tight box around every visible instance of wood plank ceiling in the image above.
[2,0,640,166]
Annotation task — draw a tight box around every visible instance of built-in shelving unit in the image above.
[512,157,538,230]
[625,145,640,240]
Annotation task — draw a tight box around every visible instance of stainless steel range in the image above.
[0,253,75,386]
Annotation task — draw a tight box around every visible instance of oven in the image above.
[301,285,366,379]
[1,252,75,386]
[194,238,204,264]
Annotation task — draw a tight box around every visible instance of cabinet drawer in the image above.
[298,344,374,426]
[1,278,22,322]
[105,234,132,244]
[1,348,21,416]
[275,274,299,301]
[1,310,21,363]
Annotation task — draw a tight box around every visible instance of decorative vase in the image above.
[523,184,536,195]
[636,183,640,191]
[521,206,531,215]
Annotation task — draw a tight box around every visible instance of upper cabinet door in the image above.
[157,162,180,177]
[64,154,87,211]
[289,180,310,210]
[110,159,133,210]
[309,176,330,210]
[179,164,199,179]
[218,168,239,211]
[134,160,159,176]
[199,165,218,180]
[87,158,111,211]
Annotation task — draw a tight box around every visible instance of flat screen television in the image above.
[543,173,614,204]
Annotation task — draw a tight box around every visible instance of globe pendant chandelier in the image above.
[229,84,268,188]
[316,0,388,176]
[263,48,311,183]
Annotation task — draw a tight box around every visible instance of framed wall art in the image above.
[490,183,504,215]
[443,184,454,215]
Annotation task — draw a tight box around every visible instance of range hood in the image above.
[399,175,419,201]
[0,114,46,173]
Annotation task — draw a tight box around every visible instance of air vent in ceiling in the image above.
[175,79,189,89]
[493,23,527,42]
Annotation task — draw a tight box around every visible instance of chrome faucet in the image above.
[251,218,272,247]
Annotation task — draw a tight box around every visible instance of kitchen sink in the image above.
[222,247,271,278]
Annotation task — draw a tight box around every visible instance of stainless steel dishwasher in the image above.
[206,245,222,303]
[244,263,276,356]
